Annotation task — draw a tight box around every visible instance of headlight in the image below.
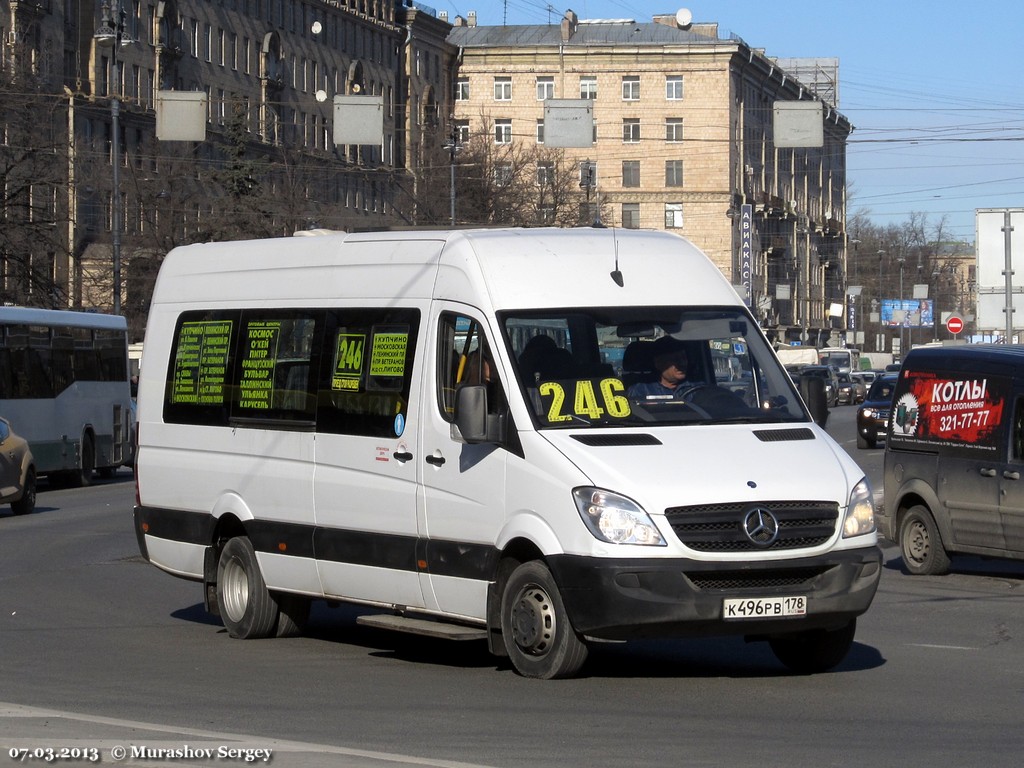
[843,478,876,538]
[861,408,876,418]
[572,487,666,546]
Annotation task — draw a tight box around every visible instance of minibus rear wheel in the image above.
[216,536,279,639]
[500,560,588,679]
[899,505,951,576]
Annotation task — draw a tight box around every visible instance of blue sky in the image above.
[439,1,1024,242]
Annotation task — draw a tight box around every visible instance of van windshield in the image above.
[502,307,807,428]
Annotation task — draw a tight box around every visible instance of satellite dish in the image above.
[315,89,327,103]
[311,20,322,35]
[675,8,693,28]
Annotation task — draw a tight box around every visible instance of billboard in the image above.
[881,299,933,328]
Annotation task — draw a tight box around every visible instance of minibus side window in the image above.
[316,308,419,438]
[1012,397,1024,462]
[231,311,320,422]
[164,310,240,427]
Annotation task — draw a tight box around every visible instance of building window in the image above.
[537,162,554,186]
[455,77,469,101]
[623,118,640,143]
[621,76,640,101]
[494,163,512,185]
[622,203,640,229]
[665,160,684,187]
[622,161,640,188]
[455,120,470,144]
[666,75,683,100]
[494,76,512,101]
[537,204,556,224]
[580,76,597,100]
[536,119,544,144]
[666,118,683,143]
[665,203,684,229]
[536,76,554,100]
[494,119,512,144]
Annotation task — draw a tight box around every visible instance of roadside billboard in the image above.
[881,299,933,328]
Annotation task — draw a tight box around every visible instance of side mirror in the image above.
[798,376,829,428]
[453,385,493,443]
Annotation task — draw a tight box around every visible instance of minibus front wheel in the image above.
[216,536,279,639]
[500,560,588,679]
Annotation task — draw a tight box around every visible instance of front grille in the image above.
[665,500,839,552]
[686,567,828,591]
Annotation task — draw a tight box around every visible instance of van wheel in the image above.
[216,537,279,639]
[899,505,951,576]
[769,618,856,674]
[500,561,588,679]
[11,469,36,516]
[275,593,311,637]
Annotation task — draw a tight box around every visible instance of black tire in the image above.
[899,505,951,576]
[75,436,95,488]
[275,593,311,638]
[500,560,588,679]
[10,468,36,516]
[856,432,872,450]
[216,536,279,639]
[769,618,857,674]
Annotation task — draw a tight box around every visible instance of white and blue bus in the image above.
[0,307,133,485]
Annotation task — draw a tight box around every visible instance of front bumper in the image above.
[548,546,882,640]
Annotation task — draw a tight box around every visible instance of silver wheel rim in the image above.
[510,584,555,657]
[905,519,929,565]
[220,556,249,622]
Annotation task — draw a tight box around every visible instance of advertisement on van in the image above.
[889,369,1009,454]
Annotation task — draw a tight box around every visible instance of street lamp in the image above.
[94,1,129,316]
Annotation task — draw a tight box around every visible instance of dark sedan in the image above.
[856,374,898,449]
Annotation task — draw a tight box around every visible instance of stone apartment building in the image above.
[2,2,851,344]
[449,9,853,345]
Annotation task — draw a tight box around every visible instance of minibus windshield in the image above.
[502,307,806,428]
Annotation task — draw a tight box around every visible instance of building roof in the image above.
[447,19,725,48]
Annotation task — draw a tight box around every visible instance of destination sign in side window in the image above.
[169,319,234,406]
[890,370,1009,454]
[234,314,318,419]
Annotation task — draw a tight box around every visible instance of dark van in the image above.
[882,344,1024,574]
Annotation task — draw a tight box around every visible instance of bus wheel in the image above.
[769,618,857,674]
[899,505,951,576]
[216,536,279,639]
[500,560,588,679]
[75,436,95,487]
[11,469,36,516]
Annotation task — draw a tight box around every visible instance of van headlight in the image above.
[573,488,666,546]
[843,478,876,538]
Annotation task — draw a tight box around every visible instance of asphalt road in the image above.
[1,412,1022,768]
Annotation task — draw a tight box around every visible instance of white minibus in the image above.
[133,228,880,678]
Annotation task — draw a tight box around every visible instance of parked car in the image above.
[0,416,36,516]
[795,364,840,408]
[856,374,899,449]
[837,372,868,405]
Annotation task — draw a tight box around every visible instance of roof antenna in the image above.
[610,230,624,287]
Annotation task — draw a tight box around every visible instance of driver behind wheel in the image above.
[626,337,696,401]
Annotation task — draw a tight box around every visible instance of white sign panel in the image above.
[773,101,823,148]
[333,95,384,146]
[156,91,207,141]
[543,99,594,148]
[976,208,1024,332]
